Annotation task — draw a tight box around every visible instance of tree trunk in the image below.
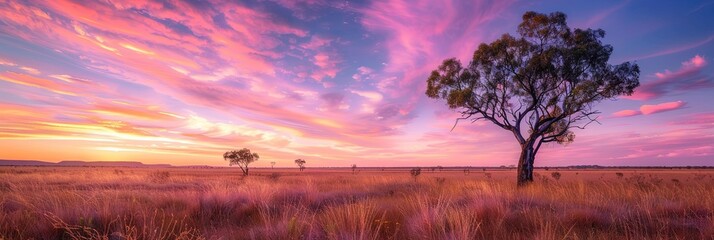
[517,141,536,186]
[244,168,249,176]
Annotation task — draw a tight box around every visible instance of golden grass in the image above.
[0,167,712,239]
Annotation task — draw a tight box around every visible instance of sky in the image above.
[0,0,713,167]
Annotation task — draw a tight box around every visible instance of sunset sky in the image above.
[1,0,713,167]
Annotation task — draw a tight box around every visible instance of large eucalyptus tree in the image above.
[426,12,640,185]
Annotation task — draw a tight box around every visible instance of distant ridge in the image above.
[0,159,171,167]
[1,160,711,168]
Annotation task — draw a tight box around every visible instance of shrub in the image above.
[671,179,680,185]
[148,171,171,183]
[268,173,281,181]
[551,172,561,181]
[410,168,421,182]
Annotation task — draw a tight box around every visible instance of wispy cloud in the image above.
[584,0,629,26]
[631,35,714,61]
[625,55,712,100]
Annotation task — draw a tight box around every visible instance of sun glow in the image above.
[95,146,132,152]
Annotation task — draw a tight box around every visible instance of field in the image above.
[1,166,713,240]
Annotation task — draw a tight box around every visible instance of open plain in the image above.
[1,166,712,239]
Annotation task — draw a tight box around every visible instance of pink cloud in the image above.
[612,109,642,117]
[0,1,340,126]
[625,55,713,100]
[352,66,374,81]
[0,72,78,96]
[359,0,515,126]
[533,126,714,166]
[670,112,714,128]
[360,0,514,77]
[613,101,687,117]
[313,53,333,69]
[350,90,383,102]
[310,52,341,84]
[640,101,687,115]
[19,66,40,75]
[0,1,455,153]
[301,35,333,51]
[0,59,18,66]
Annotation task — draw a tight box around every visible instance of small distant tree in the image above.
[351,164,357,174]
[437,165,444,171]
[270,161,276,169]
[294,159,306,171]
[224,148,259,176]
[410,168,422,182]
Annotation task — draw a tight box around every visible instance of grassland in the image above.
[1,166,713,239]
